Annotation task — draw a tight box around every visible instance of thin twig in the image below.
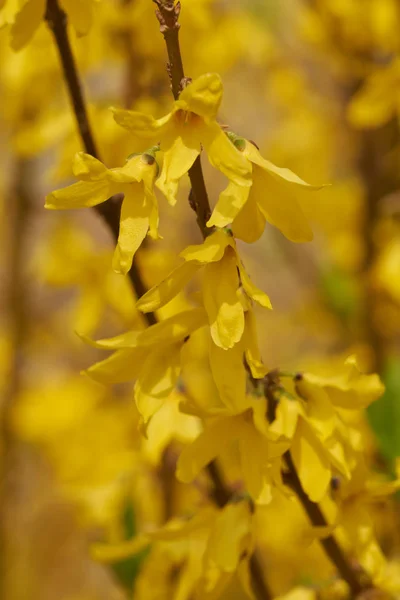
[153,0,211,235]
[264,376,369,597]
[45,0,156,325]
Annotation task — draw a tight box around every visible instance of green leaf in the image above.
[110,501,150,594]
[367,356,400,464]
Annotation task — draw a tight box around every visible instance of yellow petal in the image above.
[156,133,200,205]
[85,348,145,384]
[176,415,245,483]
[112,185,149,275]
[111,107,172,142]
[243,310,267,379]
[209,340,247,411]
[10,0,45,51]
[291,419,331,502]
[296,378,336,441]
[45,180,112,209]
[60,0,93,34]
[134,345,181,423]
[231,184,267,243]
[304,358,385,410]
[205,501,252,572]
[347,62,399,129]
[207,181,250,228]
[203,248,244,349]
[136,261,201,313]
[78,329,141,350]
[239,427,269,500]
[252,164,313,243]
[202,122,252,187]
[137,308,208,347]
[238,261,272,309]
[72,152,108,181]
[180,229,233,263]
[177,73,223,121]
[269,397,300,440]
[244,141,323,189]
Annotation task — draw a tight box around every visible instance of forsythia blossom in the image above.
[45,151,160,274]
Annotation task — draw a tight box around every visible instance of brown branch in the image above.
[153,0,211,235]
[264,376,370,598]
[45,0,156,325]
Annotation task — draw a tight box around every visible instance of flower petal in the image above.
[203,248,244,349]
[238,261,272,309]
[10,0,45,51]
[60,0,93,34]
[291,419,331,502]
[136,261,201,313]
[209,339,247,411]
[231,183,267,243]
[156,134,200,205]
[207,181,250,228]
[111,107,172,142]
[177,73,223,121]
[176,415,245,483]
[85,348,145,384]
[180,229,233,264]
[202,122,252,187]
[137,308,208,346]
[252,165,313,243]
[112,185,149,275]
[232,185,266,244]
[45,179,112,209]
[72,152,108,181]
[134,344,181,423]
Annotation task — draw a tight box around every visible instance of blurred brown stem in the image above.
[0,159,32,598]
[45,0,156,324]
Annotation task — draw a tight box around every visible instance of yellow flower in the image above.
[269,359,384,502]
[35,220,138,335]
[208,137,323,243]
[112,73,252,205]
[2,0,96,51]
[93,501,256,600]
[136,229,271,350]
[45,151,160,275]
[176,404,288,503]
[83,309,208,425]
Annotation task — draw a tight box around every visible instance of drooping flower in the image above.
[208,135,324,243]
[2,0,96,51]
[93,500,257,600]
[112,73,252,205]
[83,309,208,425]
[136,228,271,350]
[45,151,160,275]
[269,358,384,502]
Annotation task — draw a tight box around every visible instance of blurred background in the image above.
[1,0,400,598]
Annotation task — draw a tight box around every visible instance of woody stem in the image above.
[264,379,367,597]
[45,0,156,324]
[153,0,211,236]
